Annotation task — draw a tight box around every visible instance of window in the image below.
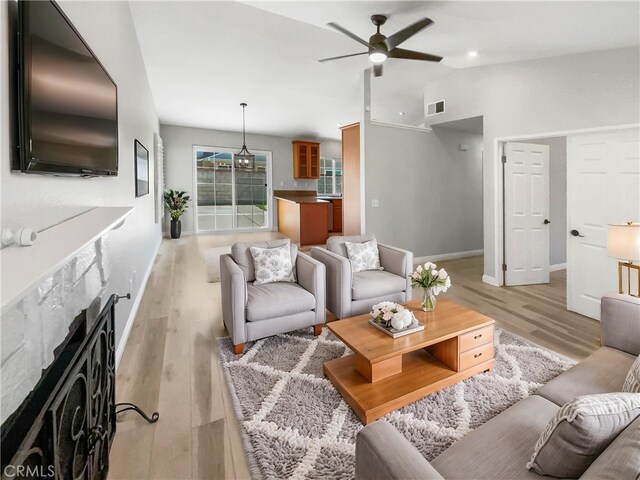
[194,146,272,232]
[318,157,342,196]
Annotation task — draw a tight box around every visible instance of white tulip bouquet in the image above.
[410,262,452,311]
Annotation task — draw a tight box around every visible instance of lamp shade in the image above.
[607,223,640,261]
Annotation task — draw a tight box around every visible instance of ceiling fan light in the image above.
[369,51,387,64]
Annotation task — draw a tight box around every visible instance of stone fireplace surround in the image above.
[0,207,133,425]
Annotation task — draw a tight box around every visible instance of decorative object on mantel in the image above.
[0,227,37,247]
[235,102,255,171]
[216,327,574,480]
[607,222,640,296]
[369,301,424,338]
[163,189,191,239]
[410,261,451,311]
[134,139,150,197]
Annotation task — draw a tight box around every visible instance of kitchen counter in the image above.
[274,195,330,204]
[274,191,329,246]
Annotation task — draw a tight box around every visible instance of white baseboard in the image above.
[414,249,483,264]
[550,263,567,272]
[115,238,161,369]
[482,274,501,287]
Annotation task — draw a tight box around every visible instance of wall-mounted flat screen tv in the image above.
[16,0,118,176]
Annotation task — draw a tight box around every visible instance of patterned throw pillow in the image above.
[249,244,296,285]
[527,393,640,478]
[623,355,640,393]
[344,239,383,273]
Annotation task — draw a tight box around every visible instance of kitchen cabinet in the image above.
[293,141,320,179]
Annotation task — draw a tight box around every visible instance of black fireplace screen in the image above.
[1,295,116,480]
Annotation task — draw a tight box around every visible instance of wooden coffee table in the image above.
[324,299,495,424]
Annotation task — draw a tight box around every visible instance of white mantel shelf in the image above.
[1,206,134,314]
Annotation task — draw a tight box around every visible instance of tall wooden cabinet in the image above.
[293,141,320,179]
[341,123,361,236]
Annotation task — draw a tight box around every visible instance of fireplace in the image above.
[1,296,117,479]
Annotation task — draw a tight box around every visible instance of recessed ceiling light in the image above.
[398,112,406,116]
[467,50,478,58]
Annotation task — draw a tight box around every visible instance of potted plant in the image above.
[163,189,191,239]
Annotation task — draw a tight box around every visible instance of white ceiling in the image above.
[129,1,640,139]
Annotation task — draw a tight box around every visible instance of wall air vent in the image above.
[426,100,445,116]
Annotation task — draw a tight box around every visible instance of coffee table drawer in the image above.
[459,325,494,352]
[459,343,494,370]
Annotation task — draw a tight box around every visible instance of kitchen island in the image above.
[275,191,329,246]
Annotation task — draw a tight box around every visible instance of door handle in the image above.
[544,219,550,224]
[570,229,584,237]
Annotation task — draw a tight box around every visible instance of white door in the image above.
[504,142,550,286]
[567,128,640,320]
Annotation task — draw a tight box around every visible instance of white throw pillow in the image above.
[623,355,640,393]
[249,244,296,285]
[345,239,383,273]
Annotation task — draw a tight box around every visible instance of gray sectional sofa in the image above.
[355,293,640,480]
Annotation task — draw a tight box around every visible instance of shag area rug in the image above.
[218,328,575,480]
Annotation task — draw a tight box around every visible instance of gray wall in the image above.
[422,47,640,280]
[0,1,160,346]
[160,124,341,233]
[364,123,484,257]
[525,136,567,267]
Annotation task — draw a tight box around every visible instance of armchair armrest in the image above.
[220,254,247,346]
[601,293,640,355]
[296,252,326,325]
[311,247,352,319]
[356,421,444,480]
[378,243,413,302]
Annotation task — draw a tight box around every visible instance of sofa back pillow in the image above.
[327,234,376,258]
[345,239,383,273]
[250,243,297,285]
[232,239,290,282]
[527,393,640,478]
[622,354,640,393]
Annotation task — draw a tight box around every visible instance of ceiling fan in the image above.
[319,14,443,77]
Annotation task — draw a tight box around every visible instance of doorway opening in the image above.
[193,145,272,233]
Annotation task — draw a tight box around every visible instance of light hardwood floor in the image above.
[109,234,600,479]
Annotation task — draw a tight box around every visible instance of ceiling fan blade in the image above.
[389,48,443,62]
[327,22,372,48]
[318,52,368,63]
[384,18,434,50]
[373,64,383,77]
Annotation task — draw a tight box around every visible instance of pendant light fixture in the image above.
[235,102,255,171]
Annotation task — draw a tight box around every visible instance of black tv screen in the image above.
[17,0,118,176]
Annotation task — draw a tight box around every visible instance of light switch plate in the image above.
[372,199,379,208]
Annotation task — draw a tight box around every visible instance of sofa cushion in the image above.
[581,416,640,480]
[431,395,560,480]
[250,243,296,285]
[345,239,383,273]
[351,270,407,301]
[232,239,291,282]
[527,393,640,478]
[246,282,315,322]
[327,234,376,258]
[622,354,640,393]
[535,347,635,406]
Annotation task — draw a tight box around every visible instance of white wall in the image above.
[423,47,640,280]
[525,136,567,267]
[0,1,160,347]
[363,123,484,257]
[159,124,341,233]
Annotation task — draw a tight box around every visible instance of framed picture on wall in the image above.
[135,139,149,197]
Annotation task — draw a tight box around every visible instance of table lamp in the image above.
[607,222,640,296]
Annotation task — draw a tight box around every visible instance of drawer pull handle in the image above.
[474,334,482,339]
[474,353,482,358]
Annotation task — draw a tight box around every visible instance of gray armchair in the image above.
[220,239,326,354]
[310,234,413,319]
